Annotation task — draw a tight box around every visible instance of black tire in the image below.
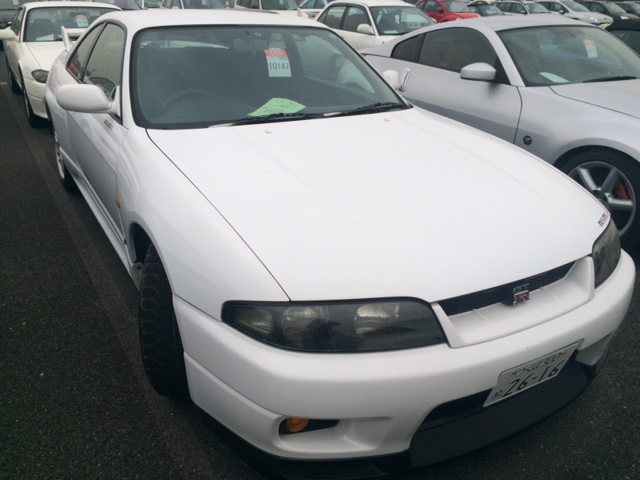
[6,59,20,94]
[562,149,640,251]
[139,244,189,398]
[21,73,46,128]
[52,122,78,193]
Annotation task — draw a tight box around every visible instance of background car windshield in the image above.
[500,25,640,86]
[527,3,550,12]
[371,6,434,35]
[262,0,298,10]
[133,26,402,128]
[25,7,115,42]
[563,1,590,12]
[443,1,472,12]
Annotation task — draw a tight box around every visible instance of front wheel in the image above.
[562,149,640,251]
[21,73,46,128]
[139,244,189,398]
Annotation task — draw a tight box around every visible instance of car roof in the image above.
[22,1,121,10]
[94,8,332,30]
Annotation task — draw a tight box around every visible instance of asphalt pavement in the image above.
[1,50,639,480]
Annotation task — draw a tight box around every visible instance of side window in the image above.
[424,1,439,12]
[67,23,105,80]
[11,8,24,36]
[320,5,345,29]
[83,23,126,100]
[419,29,497,73]
[391,33,424,62]
[343,6,370,32]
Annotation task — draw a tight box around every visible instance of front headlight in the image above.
[223,299,446,352]
[592,219,621,288]
[31,69,49,83]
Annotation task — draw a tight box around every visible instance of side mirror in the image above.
[383,70,401,89]
[55,84,120,116]
[356,24,374,35]
[0,27,18,41]
[460,62,497,82]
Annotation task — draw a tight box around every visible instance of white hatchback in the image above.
[44,9,634,478]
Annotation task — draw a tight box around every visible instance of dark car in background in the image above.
[606,18,640,54]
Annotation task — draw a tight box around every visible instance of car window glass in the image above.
[24,7,116,42]
[132,25,402,128]
[343,5,370,32]
[83,23,126,100]
[11,7,23,35]
[67,23,105,80]
[391,33,424,61]
[319,5,345,29]
[424,1,439,12]
[418,28,497,72]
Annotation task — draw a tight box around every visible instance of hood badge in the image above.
[504,284,530,306]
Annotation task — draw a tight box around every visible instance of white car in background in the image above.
[315,0,434,50]
[536,0,612,25]
[0,1,120,126]
[44,9,634,478]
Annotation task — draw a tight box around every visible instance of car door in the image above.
[377,28,522,143]
[64,22,127,244]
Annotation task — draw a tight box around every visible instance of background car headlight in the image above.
[31,70,49,83]
[592,220,621,288]
[223,299,446,352]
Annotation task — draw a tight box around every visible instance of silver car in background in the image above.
[363,15,640,250]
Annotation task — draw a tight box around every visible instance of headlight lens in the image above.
[223,299,446,352]
[31,69,49,83]
[592,219,621,288]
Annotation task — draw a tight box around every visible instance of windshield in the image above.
[183,0,226,8]
[24,7,115,42]
[262,0,298,10]
[370,6,434,35]
[526,3,550,13]
[473,4,503,15]
[443,1,472,12]
[563,0,590,12]
[133,26,406,129]
[500,25,640,86]
[606,2,626,13]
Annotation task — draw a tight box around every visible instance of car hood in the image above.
[147,109,605,302]
[550,80,640,119]
[26,42,68,71]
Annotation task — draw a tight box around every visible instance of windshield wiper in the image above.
[229,112,325,126]
[583,75,638,83]
[331,102,407,118]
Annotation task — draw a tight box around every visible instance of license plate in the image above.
[484,343,579,407]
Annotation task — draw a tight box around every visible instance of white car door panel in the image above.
[400,64,522,144]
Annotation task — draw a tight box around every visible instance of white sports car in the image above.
[0,1,119,126]
[44,9,634,478]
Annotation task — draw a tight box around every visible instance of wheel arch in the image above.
[554,145,638,173]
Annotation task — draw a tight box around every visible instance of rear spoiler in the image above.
[61,27,86,51]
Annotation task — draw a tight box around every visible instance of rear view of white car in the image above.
[44,9,634,479]
[0,1,120,126]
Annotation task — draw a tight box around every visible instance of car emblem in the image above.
[504,284,530,306]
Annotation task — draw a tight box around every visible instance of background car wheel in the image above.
[52,123,78,193]
[562,149,640,251]
[7,59,20,94]
[21,73,46,127]
[139,244,189,398]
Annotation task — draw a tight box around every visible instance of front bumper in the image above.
[176,251,634,476]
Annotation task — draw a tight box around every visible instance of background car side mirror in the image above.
[460,62,497,82]
[357,24,374,35]
[383,70,401,89]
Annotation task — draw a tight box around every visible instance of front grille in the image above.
[438,262,574,316]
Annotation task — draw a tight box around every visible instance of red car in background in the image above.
[416,0,480,21]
